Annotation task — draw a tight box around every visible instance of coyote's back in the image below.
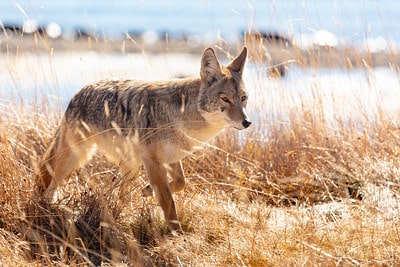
[37,47,251,233]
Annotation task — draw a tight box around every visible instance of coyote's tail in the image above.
[36,128,60,195]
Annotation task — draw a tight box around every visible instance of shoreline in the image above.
[1,33,400,70]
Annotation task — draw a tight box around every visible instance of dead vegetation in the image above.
[0,27,400,264]
[1,78,400,265]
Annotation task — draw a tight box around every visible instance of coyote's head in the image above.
[198,47,251,130]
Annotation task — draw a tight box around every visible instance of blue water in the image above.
[1,0,400,44]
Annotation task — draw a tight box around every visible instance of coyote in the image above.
[37,47,251,233]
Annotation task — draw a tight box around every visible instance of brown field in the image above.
[0,33,400,266]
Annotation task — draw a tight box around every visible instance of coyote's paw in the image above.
[142,184,154,197]
[169,221,184,236]
[170,227,184,236]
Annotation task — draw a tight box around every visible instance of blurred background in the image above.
[1,0,399,51]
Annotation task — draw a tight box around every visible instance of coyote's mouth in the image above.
[229,119,252,130]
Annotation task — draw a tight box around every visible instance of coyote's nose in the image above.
[242,119,252,129]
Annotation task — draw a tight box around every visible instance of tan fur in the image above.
[37,47,251,233]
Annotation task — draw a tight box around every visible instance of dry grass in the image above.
[1,34,400,266]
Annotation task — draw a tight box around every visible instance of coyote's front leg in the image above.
[142,161,186,197]
[143,157,182,233]
[168,161,186,193]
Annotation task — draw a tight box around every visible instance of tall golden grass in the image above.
[0,32,400,266]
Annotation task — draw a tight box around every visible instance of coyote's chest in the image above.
[154,122,227,164]
[184,125,226,145]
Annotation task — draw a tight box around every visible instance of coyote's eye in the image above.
[241,95,247,102]
[221,96,230,103]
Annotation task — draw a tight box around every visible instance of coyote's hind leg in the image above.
[39,124,96,200]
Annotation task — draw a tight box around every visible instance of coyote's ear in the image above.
[201,48,223,85]
[227,47,247,76]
